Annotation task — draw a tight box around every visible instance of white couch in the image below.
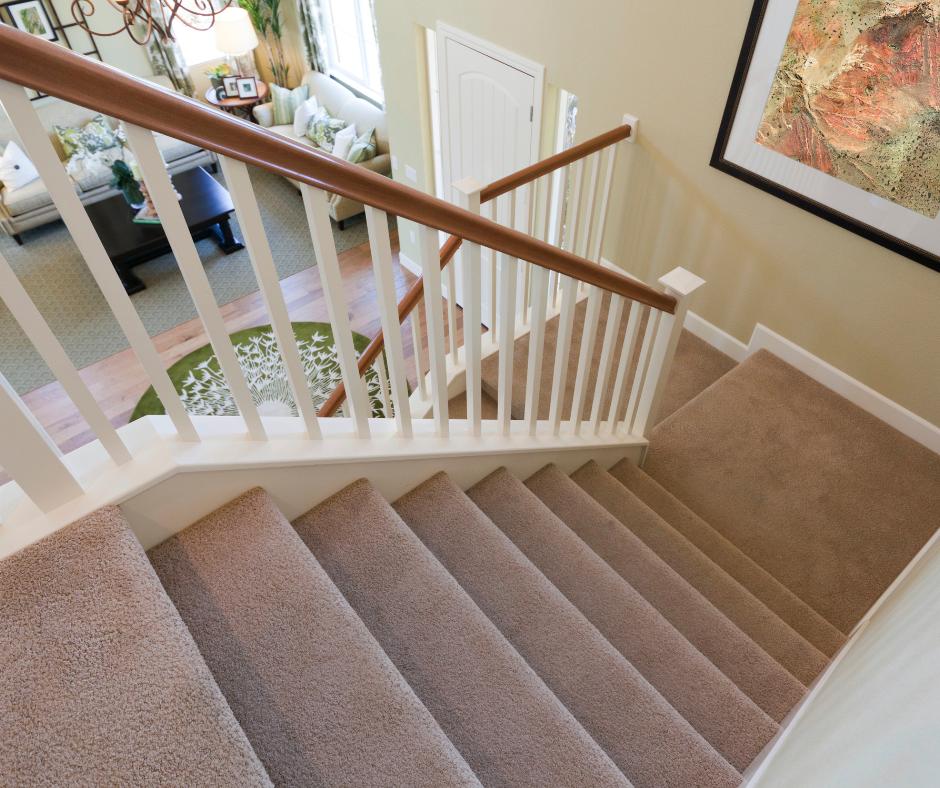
[253,72,390,228]
[0,78,216,245]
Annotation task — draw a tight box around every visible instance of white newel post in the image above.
[632,267,705,445]
[0,371,84,513]
[453,177,485,436]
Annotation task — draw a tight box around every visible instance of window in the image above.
[322,0,383,99]
[172,15,225,67]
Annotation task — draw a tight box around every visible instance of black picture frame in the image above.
[236,76,258,99]
[711,0,940,275]
[2,0,57,41]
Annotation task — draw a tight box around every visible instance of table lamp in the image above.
[214,7,260,80]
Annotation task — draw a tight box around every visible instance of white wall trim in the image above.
[398,251,422,277]
[682,310,750,363]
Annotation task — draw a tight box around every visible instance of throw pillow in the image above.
[306,107,347,153]
[345,127,377,164]
[0,140,40,191]
[330,123,358,161]
[270,83,309,126]
[53,114,121,159]
[292,95,319,137]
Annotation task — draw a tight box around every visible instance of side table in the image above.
[206,83,270,123]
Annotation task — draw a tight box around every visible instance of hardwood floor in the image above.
[3,230,475,485]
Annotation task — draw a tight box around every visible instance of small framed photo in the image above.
[4,0,58,41]
[222,75,240,98]
[236,76,259,99]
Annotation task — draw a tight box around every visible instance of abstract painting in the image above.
[758,0,940,217]
[712,0,940,273]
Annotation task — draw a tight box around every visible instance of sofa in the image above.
[253,72,390,228]
[0,77,217,245]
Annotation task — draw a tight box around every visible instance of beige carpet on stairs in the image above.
[148,488,481,788]
[0,506,272,788]
[293,479,632,788]
[468,467,777,773]
[607,458,847,657]
[474,292,737,422]
[571,460,828,685]
[394,472,740,788]
[526,463,805,723]
[644,349,940,635]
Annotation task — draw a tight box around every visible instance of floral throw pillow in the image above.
[345,127,376,164]
[54,114,121,160]
[306,107,347,153]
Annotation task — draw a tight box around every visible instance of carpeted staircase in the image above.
[4,337,939,787]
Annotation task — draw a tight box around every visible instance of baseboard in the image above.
[683,311,749,363]
[398,251,421,277]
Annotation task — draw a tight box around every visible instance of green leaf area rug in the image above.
[131,322,392,422]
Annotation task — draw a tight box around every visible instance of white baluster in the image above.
[524,265,550,436]
[418,223,450,438]
[606,300,643,432]
[592,144,621,265]
[0,251,131,465]
[0,80,199,443]
[588,293,624,434]
[548,275,579,435]
[496,193,519,437]
[518,182,535,324]
[0,370,83,513]
[373,356,392,418]
[632,268,704,440]
[365,205,412,438]
[410,300,427,401]
[454,177,484,436]
[220,156,322,439]
[125,124,268,441]
[299,183,371,438]
[621,309,660,436]
[446,258,459,362]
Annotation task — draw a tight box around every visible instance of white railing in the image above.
[0,76,701,526]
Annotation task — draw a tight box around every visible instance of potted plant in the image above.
[204,63,232,92]
[238,0,289,88]
[109,159,145,208]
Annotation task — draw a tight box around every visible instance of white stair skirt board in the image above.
[0,414,644,561]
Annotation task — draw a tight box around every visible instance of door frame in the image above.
[435,22,546,212]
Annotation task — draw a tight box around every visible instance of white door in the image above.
[436,25,543,318]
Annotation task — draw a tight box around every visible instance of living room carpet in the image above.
[0,164,395,395]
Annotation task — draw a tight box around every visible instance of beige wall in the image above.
[373,0,940,427]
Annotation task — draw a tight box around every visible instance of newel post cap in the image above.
[658,267,705,299]
[452,176,486,195]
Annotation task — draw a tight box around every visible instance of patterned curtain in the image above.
[144,0,195,97]
[296,0,328,73]
[368,0,383,91]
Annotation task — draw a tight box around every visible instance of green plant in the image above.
[238,0,290,88]
[203,63,232,79]
[109,159,144,207]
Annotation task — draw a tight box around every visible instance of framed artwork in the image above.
[222,75,240,98]
[236,76,258,99]
[3,0,57,41]
[712,0,940,273]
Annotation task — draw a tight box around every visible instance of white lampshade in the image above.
[214,8,259,55]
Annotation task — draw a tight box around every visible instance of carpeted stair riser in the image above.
[292,479,632,788]
[0,506,272,788]
[607,458,847,657]
[571,461,828,685]
[468,467,778,772]
[394,472,740,788]
[526,464,806,723]
[148,488,480,788]
[642,349,940,634]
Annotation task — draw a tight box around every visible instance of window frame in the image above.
[320,0,383,102]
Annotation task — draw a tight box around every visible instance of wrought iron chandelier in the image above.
[70,0,232,45]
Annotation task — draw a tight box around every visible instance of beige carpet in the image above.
[644,349,940,634]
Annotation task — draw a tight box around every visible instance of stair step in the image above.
[0,505,272,787]
[394,471,740,788]
[608,458,847,657]
[526,464,806,723]
[148,488,480,788]
[468,467,777,773]
[572,460,829,685]
[479,292,736,422]
[292,479,631,788]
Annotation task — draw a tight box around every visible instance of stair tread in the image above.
[148,488,480,788]
[468,467,777,773]
[293,478,631,788]
[480,292,736,422]
[394,471,740,788]
[644,349,940,634]
[0,505,272,788]
[526,464,806,723]
[572,460,829,684]
[608,457,846,657]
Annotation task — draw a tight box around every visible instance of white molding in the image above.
[398,250,422,277]
[683,310,749,363]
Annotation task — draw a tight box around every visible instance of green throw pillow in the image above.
[306,106,347,153]
[345,127,376,164]
[53,114,121,159]
[270,83,309,126]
